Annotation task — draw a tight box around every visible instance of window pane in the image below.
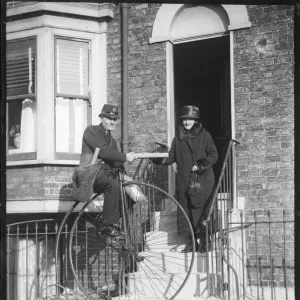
[56,38,89,96]
[8,98,37,154]
[55,97,88,153]
[7,38,36,97]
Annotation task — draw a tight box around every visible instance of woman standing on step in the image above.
[151,105,218,252]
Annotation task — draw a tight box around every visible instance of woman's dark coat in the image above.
[160,123,218,236]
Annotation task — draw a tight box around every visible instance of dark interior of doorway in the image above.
[174,36,230,180]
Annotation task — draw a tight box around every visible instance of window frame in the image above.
[6,13,108,167]
[6,36,38,161]
[54,35,92,160]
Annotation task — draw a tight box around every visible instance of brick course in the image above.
[7,165,75,201]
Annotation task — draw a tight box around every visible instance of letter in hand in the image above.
[126,152,136,162]
[191,165,199,172]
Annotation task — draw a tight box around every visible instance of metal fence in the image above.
[226,209,294,300]
[6,219,76,300]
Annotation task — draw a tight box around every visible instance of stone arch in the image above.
[150,4,251,43]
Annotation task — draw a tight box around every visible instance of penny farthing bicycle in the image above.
[54,157,196,300]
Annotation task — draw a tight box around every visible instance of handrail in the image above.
[202,139,239,225]
[132,141,167,182]
[201,138,240,299]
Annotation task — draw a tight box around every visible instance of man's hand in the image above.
[126,152,136,162]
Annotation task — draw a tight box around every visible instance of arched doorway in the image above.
[174,36,230,179]
[150,4,251,191]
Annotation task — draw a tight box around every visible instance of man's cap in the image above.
[99,104,120,119]
[180,105,200,120]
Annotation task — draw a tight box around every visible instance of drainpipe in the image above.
[121,3,129,155]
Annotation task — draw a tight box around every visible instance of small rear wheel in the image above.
[69,182,195,300]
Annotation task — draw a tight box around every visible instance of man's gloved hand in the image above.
[115,165,127,175]
[196,158,210,174]
[150,157,163,165]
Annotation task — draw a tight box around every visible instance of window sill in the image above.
[7,159,79,167]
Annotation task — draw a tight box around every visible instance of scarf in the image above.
[178,122,204,140]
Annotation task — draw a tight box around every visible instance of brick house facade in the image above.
[5,2,295,298]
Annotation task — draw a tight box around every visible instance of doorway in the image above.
[173,35,231,179]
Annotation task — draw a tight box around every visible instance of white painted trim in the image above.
[7,14,109,35]
[7,2,114,20]
[7,199,103,213]
[230,31,236,140]
[41,26,55,161]
[230,31,237,208]
[166,42,176,198]
[173,32,229,44]
[7,159,79,167]
[94,31,107,125]
[228,21,251,31]
[150,4,251,44]
[149,35,173,44]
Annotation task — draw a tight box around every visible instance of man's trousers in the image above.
[93,169,120,226]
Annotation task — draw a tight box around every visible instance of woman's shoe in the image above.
[181,242,199,253]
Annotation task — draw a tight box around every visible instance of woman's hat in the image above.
[180,105,200,120]
[99,104,120,119]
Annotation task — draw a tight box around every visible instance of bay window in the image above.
[7,37,37,159]
[55,37,90,160]
[6,3,110,166]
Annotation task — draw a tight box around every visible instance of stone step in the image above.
[112,295,204,300]
[121,271,221,299]
[144,231,192,252]
[138,251,221,274]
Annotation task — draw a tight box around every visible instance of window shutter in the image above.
[56,39,89,97]
[6,38,36,97]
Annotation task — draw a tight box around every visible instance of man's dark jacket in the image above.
[80,123,126,171]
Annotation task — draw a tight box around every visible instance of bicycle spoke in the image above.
[69,182,195,300]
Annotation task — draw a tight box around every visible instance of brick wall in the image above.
[233,5,295,288]
[7,165,74,201]
[107,3,168,156]
[234,5,294,212]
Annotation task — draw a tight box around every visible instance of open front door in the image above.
[173,35,231,180]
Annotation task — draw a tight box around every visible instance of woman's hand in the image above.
[191,165,199,172]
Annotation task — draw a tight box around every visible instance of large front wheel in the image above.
[69,181,195,300]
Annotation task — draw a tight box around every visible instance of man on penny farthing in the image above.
[79,104,136,237]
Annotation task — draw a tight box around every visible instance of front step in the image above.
[117,250,222,299]
[110,272,222,300]
[144,231,192,252]
[109,211,223,300]
[139,251,222,274]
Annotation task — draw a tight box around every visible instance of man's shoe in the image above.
[101,224,124,237]
[181,242,199,253]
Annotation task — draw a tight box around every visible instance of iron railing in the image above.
[6,219,74,300]
[202,139,239,299]
[227,210,294,300]
[132,142,168,189]
[202,140,295,300]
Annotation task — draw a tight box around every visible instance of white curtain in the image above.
[19,98,36,152]
[17,239,35,300]
[17,238,56,300]
[74,99,87,153]
[56,97,87,153]
[55,97,70,152]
